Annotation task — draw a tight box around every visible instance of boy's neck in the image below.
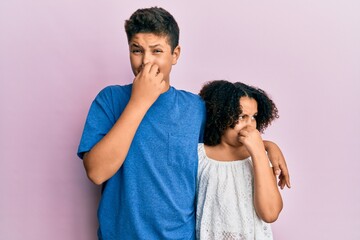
[160,81,170,94]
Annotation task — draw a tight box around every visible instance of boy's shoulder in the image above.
[173,87,204,102]
[174,88,205,111]
[93,84,133,111]
[95,84,133,102]
[98,84,132,96]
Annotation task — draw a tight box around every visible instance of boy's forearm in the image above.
[84,100,149,185]
[263,140,275,151]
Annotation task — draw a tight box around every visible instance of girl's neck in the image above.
[204,143,250,162]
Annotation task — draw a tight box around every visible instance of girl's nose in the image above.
[245,119,255,129]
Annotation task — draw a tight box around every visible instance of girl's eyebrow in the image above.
[240,112,258,116]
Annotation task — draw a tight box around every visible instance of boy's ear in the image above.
[172,45,181,65]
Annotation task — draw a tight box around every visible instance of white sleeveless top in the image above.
[196,143,273,240]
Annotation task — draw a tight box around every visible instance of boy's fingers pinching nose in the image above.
[149,64,159,75]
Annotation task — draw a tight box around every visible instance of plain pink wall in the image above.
[1,0,359,239]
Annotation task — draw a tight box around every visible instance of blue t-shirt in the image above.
[78,84,206,239]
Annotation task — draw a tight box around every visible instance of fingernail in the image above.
[275,170,281,176]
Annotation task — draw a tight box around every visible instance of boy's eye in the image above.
[131,49,142,54]
[153,49,163,53]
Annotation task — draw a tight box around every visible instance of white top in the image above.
[196,143,273,240]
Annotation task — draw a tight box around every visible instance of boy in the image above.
[77,7,290,239]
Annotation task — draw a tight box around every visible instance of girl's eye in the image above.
[239,116,244,120]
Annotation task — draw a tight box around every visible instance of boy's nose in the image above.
[142,52,153,65]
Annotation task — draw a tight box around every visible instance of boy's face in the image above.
[129,33,180,83]
[221,97,258,147]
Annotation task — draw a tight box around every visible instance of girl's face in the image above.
[221,96,258,147]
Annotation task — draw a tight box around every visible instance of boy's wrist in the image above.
[124,99,153,120]
[263,140,276,151]
[128,97,152,112]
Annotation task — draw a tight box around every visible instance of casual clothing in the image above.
[78,84,206,240]
[196,143,273,240]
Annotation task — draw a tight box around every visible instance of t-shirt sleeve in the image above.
[198,100,206,143]
[77,87,116,159]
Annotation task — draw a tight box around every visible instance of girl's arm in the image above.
[251,145,283,223]
[240,129,283,223]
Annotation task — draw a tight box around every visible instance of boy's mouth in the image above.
[136,67,160,75]
[137,66,143,75]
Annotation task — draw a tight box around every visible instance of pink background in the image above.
[1,0,359,239]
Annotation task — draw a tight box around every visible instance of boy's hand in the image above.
[130,63,165,108]
[264,141,291,190]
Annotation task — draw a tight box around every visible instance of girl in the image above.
[196,80,283,239]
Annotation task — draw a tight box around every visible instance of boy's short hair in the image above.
[199,80,279,146]
[125,7,180,52]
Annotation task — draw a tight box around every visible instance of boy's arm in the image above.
[263,140,291,189]
[84,63,165,185]
[240,129,283,223]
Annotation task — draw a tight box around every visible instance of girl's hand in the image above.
[264,141,291,189]
[238,127,265,154]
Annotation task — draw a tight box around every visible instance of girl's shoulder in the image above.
[198,143,251,166]
[197,143,206,160]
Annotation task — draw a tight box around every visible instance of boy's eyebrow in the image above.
[130,43,141,48]
[130,43,164,48]
[149,44,163,48]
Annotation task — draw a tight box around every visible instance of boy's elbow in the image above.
[83,154,106,185]
[83,151,121,185]
[86,170,105,185]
